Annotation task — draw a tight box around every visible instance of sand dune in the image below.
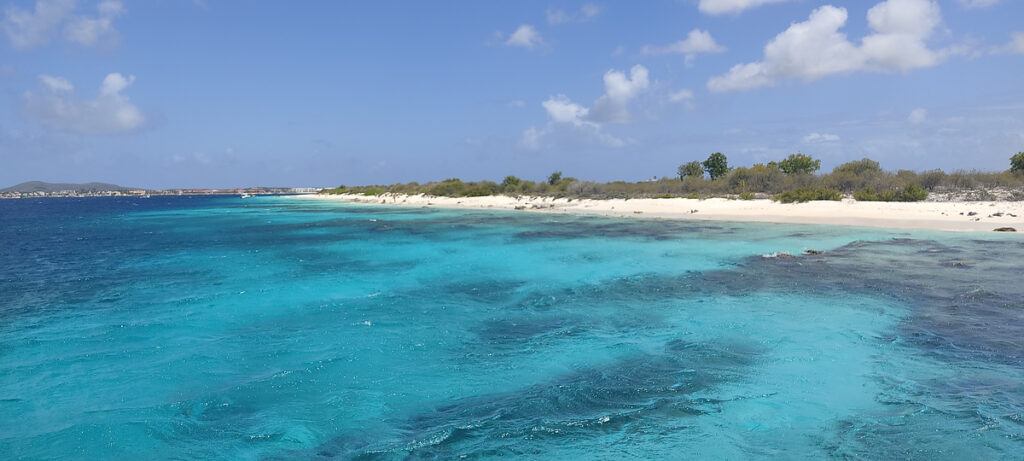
[298,193,1024,233]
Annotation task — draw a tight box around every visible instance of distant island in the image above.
[0,181,320,199]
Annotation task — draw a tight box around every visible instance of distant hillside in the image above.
[0,181,133,193]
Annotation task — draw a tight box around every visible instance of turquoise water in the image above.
[1,196,1021,459]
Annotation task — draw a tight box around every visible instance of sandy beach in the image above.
[297,193,1024,233]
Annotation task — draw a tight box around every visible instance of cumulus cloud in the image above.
[2,0,124,50]
[547,3,601,24]
[698,0,795,15]
[908,108,928,124]
[708,0,947,92]
[590,65,650,123]
[505,24,543,49]
[642,29,726,65]
[520,65,653,150]
[23,72,145,133]
[803,132,841,143]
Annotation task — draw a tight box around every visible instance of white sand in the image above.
[297,193,1024,233]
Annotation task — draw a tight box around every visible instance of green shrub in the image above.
[854,183,928,202]
[774,187,842,203]
[739,192,755,200]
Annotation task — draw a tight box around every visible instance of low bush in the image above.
[774,187,842,203]
[854,183,928,202]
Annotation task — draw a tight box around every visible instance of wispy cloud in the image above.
[642,29,726,66]
[803,132,840,143]
[698,0,795,15]
[546,3,601,24]
[505,24,544,49]
[908,108,928,125]
[2,0,125,50]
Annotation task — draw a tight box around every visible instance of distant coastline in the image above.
[299,193,1024,233]
[0,181,320,199]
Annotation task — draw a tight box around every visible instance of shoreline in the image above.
[295,193,1024,233]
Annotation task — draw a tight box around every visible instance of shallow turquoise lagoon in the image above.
[1,196,1021,459]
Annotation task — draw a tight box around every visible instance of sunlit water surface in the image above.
[1,196,1021,459]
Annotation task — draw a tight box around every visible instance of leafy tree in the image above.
[502,175,521,188]
[547,171,563,185]
[778,153,821,175]
[677,161,704,179]
[832,158,881,176]
[1012,152,1024,174]
[702,153,730,180]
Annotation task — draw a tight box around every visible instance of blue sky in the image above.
[1,0,1023,188]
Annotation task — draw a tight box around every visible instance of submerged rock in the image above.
[992,227,1017,232]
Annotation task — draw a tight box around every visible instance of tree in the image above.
[778,153,821,175]
[547,171,563,185]
[677,161,704,179]
[832,158,881,176]
[702,152,729,180]
[502,175,521,188]
[1012,152,1024,174]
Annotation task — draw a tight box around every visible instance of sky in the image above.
[1,0,1023,189]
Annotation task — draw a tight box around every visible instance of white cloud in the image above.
[2,0,124,49]
[520,65,653,150]
[542,94,592,126]
[642,29,726,65]
[547,3,601,24]
[698,0,795,15]
[669,89,694,103]
[65,0,124,47]
[708,0,947,92]
[23,72,145,133]
[908,108,928,124]
[2,0,75,49]
[505,24,543,49]
[590,64,650,123]
[803,132,841,143]
[957,0,1001,8]
[1006,32,1024,54]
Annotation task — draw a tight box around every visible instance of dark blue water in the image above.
[1,196,1021,459]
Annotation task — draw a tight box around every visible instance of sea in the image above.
[0,195,1021,460]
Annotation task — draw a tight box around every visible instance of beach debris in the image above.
[967,211,978,216]
[634,210,643,214]
[803,249,823,255]
[514,205,526,210]
[993,227,1017,232]
[691,209,699,214]
[991,212,1003,217]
